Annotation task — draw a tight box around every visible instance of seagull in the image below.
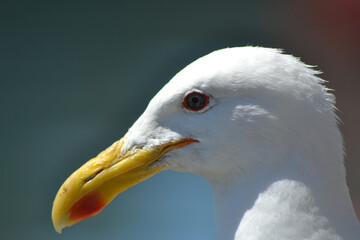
[52,47,360,239]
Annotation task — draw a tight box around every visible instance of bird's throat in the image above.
[210,160,357,240]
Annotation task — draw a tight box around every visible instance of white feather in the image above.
[123,47,360,239]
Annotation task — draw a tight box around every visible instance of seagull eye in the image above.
[183,92,209,111]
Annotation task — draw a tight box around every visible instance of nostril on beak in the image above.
[85,169,103,183]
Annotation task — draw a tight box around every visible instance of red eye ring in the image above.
[183,91,210,111]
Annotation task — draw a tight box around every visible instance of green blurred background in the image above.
[1,1,359,239]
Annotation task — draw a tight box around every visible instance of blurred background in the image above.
[1,1,359,239]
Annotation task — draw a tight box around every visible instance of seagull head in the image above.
[52,47,341,233]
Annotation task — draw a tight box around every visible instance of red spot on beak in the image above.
[69,192,106,222]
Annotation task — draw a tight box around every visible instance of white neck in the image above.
[209,157,360,240]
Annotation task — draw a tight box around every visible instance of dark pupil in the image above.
[187,93,205,110]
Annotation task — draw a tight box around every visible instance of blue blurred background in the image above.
[1,1,359,239]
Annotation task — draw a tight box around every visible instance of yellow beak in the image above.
[52,136,198,233]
